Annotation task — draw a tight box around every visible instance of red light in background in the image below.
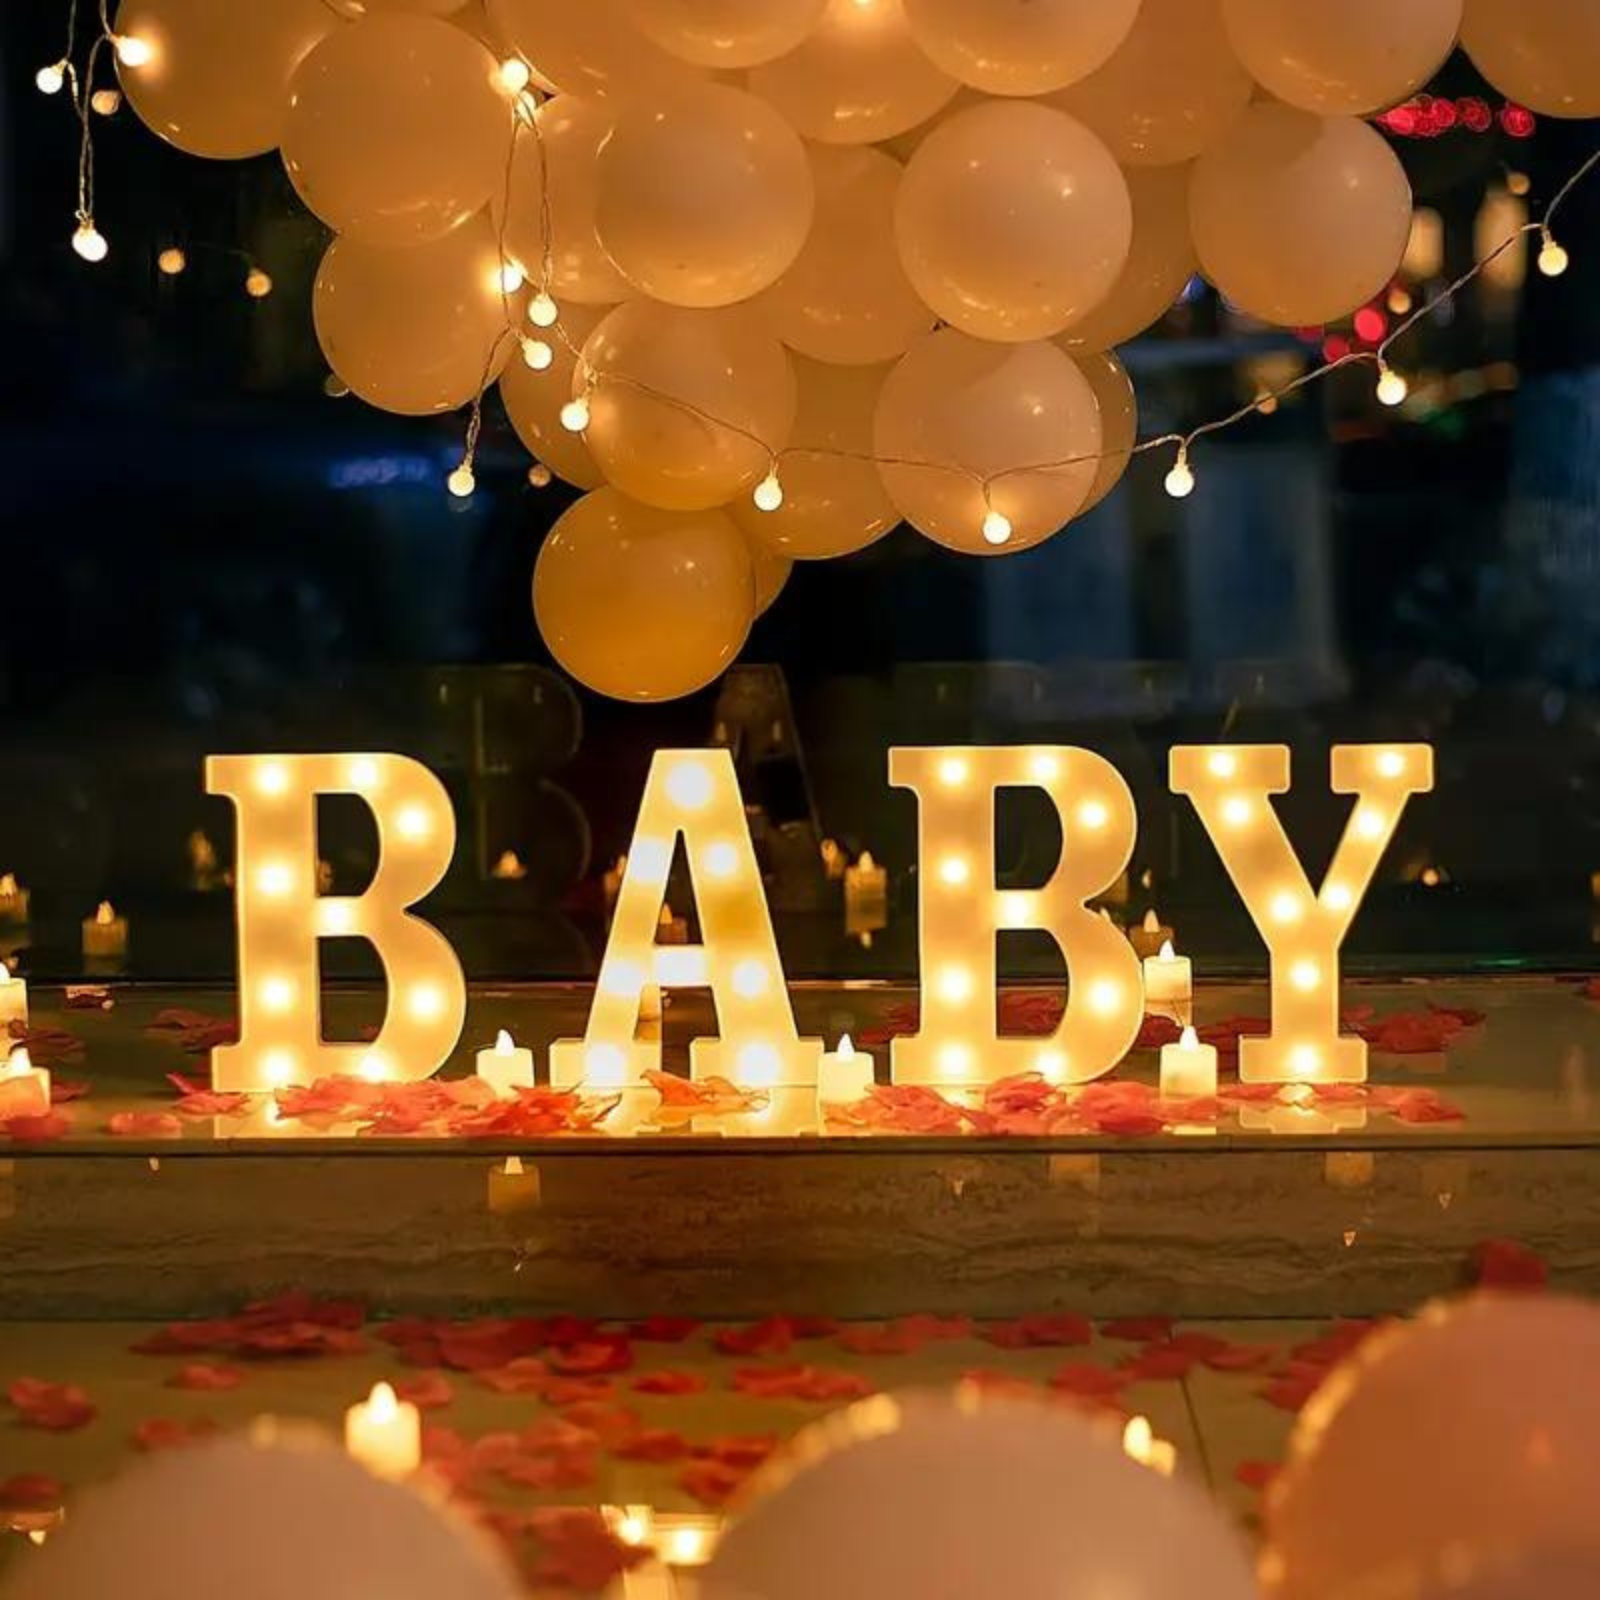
[1458,96,1492,132]
[1502,103,1536,138]
[1322,334,1352,362]
[1353,306,1387,344]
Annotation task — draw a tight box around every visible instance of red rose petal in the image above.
[1101,1317,1173,1342]
[611,1427,689,1463]
[713,1318,794,1358]
[8,1379,96,1431]
[631,1369,707,1396]
[1468,1238,1549,1290]
[0,1474,63,1510]
[543,1376,617,1408]
[167,1362,245,1391]
[628,1316,700,1343]
[678,1458,748,1508]
[132,1416,217,1452]
[1048,1363,1127,1398]
[394,1372,455,1410]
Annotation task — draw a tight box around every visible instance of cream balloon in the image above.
[732,359,899,560]
[580,302,796,510]
[875,330,1101,555]
[1420,1546,1600,1600]
[756,145,933,365]
[902,0,1140,96]
[1051,0,1253,166]
[486,0,694,97]
[1461,0,1600,118]
[1074,351,1138,512]
[0,1431,520,1600]
[625,0,829,68]
[748,538,792,615]
[1190,103,1412,326]
[1223,0,1463,115]
[112,0,334,159]
[748,0,958,146]
[704,1389,1258,1600]
[877,84,988,162]
[494,97,632,305]
[314,216,521,416]
[1057,163,1196,351]
[329,0,470,15]
[282,15,512,247]
[534,490,754,701]
[499,303,611,488]
[895,101,1132,342]
[1266,1295,1600,1600]
[595,82,814,307]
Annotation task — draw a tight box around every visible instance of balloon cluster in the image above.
[101,0,1600,700]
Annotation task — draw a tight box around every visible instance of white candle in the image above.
[476,1029,535,1095]
[818,1034,875,1104]
[82,901,128,958]
[1159,1025,1217,1099]
[345,1380,420,1480]
[0,874,30,925]
[1128,908,1173,959]
[0,966,28,1030]
[1142,939,1192,1011]
[0,1048,50,1115]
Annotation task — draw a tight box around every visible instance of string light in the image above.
[1538,229,1569,278]
[111,33,152,66]
[35,61,66,94]
[446,460,476,498]
[1164,446,1195,499]
[497,57,531,93]
[1375,363,1408,407]
[244,267,273,299]
[753,466,784,513]
[559,393,591,433]
[90,88,120,116]
[521,335,553,370]
[72,218,108,262]
[496,260,526,294]
[527,290,559,328]
[981,506,1013,546]
[157,247,186,276]
[527,463,553,488]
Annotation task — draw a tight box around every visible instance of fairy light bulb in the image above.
[91,88,121,116]
[560,393,591,432]
[521,336,553,370]
[157,247,186,276]
[72,220,108,263]
[244,268,273,299]
[498,57,531,92]
[981,507,1013,546]
[35,61,66,94]
[113,33,153,66]
[753,468,784,512]
[1538,232,1569,278]
[447,461,476,498]
[528,290,559,328]
[527,463,553,488]
[1375,364,1408,407]
[1164,448,1195,499]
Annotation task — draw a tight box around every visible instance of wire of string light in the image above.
[41,10,1600,543]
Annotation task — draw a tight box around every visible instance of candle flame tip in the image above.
[1179,1025,1199,1046]
[837,1034,854,1057]
[1158,939,1175,960]
[495,1029,514,1052]
[96,901,114,924]
[1142,909,1159,931]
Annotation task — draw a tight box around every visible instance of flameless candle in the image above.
[820,838,846,881]
[345,1380,420,1480]
[1159,1026,1217,1100]
[657,902,688,945]
[0,965,27,1031]
[488,1154,541,1217]
[818,1034,875,1104]
[0,1048,49,1115]
[0,874,30,925]
[476,1029,535,1096]
[844,850,887,917]
[1142,940,1192,1013]
[1128,908,1172,959]
[82,901,128,958]
[491,850,527,880]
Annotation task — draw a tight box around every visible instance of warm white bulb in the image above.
[244,268,273,299]
[981,508,1012,546]
[1375,366,1408,407]
[72,221,108,263]
[114,33,154,66]
[753,470,784,513]
[521,337,553,370]
[35,62,65,94]
[495,261,526,294]
[527,462,553,488]
[1078,799,1109,831]
[528,291,559,328]
[1164,457,1194,499]
[90,88,121,116]
[157,247,186,276]
[498,57,532,92]
[559,395,590,432]
[447,464,476,498]
[1538,237,1569,278]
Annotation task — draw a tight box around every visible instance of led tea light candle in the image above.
[550,750,821,1092]
[818,1034,875,1104]
[345,1381,420,1481]
[0,874,30,925]
[890,746,1143,1087]
[476,1029,535,1096]
[1142,940,1192,1014]
[82,901,128,958]
[1171,743,1433,1083]
[1128,908,1172,959]
[843,850,887,920]
[490,850,527,881]
[820,838,846,881]
[206,753,466,1093]
[1159,1025,1217,1100]
[488,1154,541,1217]
[0,963,28,1030]
[0,1048,49,1115]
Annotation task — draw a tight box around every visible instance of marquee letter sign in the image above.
[1170,744,1433,1083]
[549,749,821,1092]
[206,753,466,1092]
[889,746,1143,1087]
